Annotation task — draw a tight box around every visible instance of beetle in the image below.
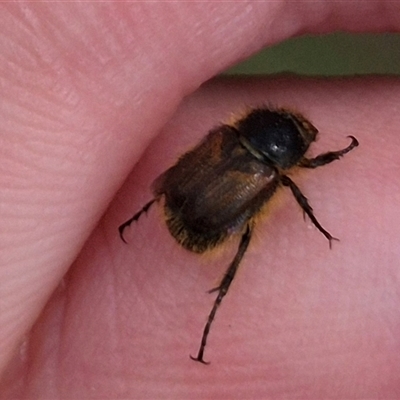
[119,107,359,364]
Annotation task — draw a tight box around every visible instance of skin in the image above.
[1,2,400,399]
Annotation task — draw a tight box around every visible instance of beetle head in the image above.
[236,108,318,169]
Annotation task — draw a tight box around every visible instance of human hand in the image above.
[1,3,399,398]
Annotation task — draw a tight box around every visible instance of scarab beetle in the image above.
[119,107,359,364]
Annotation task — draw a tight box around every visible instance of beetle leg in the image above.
[300,136,359,168]
[281,175,338,248]
[118,198,158,243]
[190,224,253,364]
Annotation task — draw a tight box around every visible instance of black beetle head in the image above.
[236,108,318,169]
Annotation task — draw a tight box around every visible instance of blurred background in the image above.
[224,33,400,76]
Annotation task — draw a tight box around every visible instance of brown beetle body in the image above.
[119,107,359,364]
[153,125,279,253]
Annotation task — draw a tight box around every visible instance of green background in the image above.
[225,33,400,76]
